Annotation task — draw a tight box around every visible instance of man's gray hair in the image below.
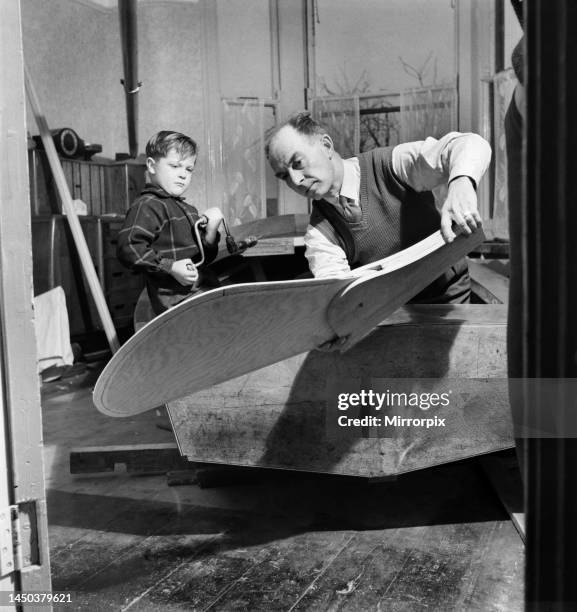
[265,111,329,156]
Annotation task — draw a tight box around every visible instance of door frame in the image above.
[0,0,51,597]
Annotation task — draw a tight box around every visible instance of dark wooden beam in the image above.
[524,1,577,608]
[69,443,188,474]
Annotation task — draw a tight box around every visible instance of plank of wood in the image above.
[468,258,510,304]
[213,213,308,262]
[240,237,297,257]
[24,66,120,353]
[166,465,281,488]
[94,230,482,417]
[228,213,309,241]
[69,443,187,474]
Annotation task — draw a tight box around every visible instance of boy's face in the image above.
[147,149,197,197]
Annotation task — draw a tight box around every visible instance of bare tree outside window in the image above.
[312,53,455,155]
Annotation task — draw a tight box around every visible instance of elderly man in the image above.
[266,112,491,303]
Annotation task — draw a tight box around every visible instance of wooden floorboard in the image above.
[134,531,356,612]
[459,521,524,611]
[41,366,524,611]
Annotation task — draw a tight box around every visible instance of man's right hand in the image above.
[170,258,198,286]
[440,176,482,243]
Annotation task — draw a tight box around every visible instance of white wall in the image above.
[22,0,122,157]
[21,0,486,215]
[21,0,208,209]
[313,0,456,95]
[217,0,273,100]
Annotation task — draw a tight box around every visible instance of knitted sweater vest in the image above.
[310,147,470,304]
[311,147,440,264]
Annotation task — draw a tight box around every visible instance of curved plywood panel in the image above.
[94,229,483,417]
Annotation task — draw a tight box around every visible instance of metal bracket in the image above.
[0,506,16,577]
[0,503,40,577]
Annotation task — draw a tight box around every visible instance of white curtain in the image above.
[400,85,457,142]
[221,99,267,225]
[311,96,360,157]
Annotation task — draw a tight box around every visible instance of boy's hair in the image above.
[264,111,329,156]
[145,131,197,160]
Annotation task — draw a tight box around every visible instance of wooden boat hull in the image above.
[168,305,512,477]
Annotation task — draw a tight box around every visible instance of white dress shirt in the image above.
[304,131,492,278]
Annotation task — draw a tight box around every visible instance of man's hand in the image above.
[170,258,198,286]
[440,176,482,243]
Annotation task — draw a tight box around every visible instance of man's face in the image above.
[147,149,196,197]
[267,126,339,201]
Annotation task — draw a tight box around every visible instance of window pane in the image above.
[217,0,273,99]
[314,0,455,97]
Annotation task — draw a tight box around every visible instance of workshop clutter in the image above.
[28,148,146,217]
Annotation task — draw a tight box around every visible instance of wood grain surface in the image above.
[169,304,511,476]
[94,277,349,416]
[94,229,483,417]
[328,229,485,350]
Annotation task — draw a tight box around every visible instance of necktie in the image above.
[339,196,362,223]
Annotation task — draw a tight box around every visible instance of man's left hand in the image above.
[440,176,482,243]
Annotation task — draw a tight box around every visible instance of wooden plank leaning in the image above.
[24,65,120,353]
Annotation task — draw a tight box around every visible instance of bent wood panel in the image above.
[328,229,485,350]
[94,230,482,417]
[94,278,347,416]
[168,305,512,477]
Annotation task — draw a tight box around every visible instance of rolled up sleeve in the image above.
[304,225,351,278]
[393,131,492,192]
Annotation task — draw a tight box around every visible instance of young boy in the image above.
[117,130,223,315]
